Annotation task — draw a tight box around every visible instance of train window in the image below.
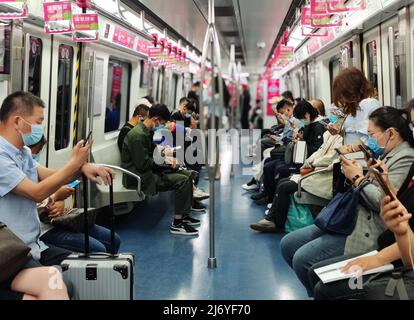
[105,58,131,133]
[28,37,42,97]
[55,45,74,151]
[0,23,11,75]
[366,41,379,98]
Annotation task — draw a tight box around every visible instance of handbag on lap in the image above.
[0,223,31,284]
[314,181,369,236]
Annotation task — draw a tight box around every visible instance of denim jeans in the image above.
[280,224,347,297]
[41,225,121,254]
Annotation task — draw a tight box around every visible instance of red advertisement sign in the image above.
[311,13,342,28]
[310,0,328,15]
[301,6,313,27]
[136,39,149,55]
[72,13,99,31]
[111,66,123,101]
[113,26,135,49]
[327,0,367,13]
[267,78,280,116]
[301,6,328,37]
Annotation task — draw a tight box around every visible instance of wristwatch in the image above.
[352,175,361,183]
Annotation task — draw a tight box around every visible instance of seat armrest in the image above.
[297,168,331,198]
[94,164,145,198]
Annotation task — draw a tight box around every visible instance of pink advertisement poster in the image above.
[267,78,280,116]
[136,39,149,55]
[72,13,99,31]
[113,26,135,49]
[111,66,123,101]
[43,1,72,22]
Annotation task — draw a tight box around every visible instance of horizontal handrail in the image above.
[94,164,144,199]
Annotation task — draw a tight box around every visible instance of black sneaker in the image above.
[183,216,201,227]
[191,200,207,212]
[170,221,199,236]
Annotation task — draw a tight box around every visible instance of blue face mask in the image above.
[366,137,385,156]
[328,115,338,124]
[366,131,389,156]
[185,113,192,119]
[20,118,44,147]
[32,154,40,162]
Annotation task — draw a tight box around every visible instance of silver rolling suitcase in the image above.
[61,175,134,300]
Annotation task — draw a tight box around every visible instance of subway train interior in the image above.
[1,0,414,302]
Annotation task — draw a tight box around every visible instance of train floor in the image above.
[115,140,309,300]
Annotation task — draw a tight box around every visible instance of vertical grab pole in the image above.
[208,30,217,270]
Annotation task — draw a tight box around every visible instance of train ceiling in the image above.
[122,0,292,75]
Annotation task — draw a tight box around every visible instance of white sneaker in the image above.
[265,210,269,216]
[241,178,260,191]
[194,188,210,201]
[267,204,272,209]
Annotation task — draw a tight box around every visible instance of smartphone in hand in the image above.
[360,143,383,173]
[371,168,397,202]
[84,131,93,147]
[68,180,81,188]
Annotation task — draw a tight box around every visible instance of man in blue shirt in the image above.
[0,91,114,266]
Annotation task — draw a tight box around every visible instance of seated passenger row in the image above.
[242,68,414,299]
[0,90,207,300]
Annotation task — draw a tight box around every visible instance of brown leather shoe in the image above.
[250,219,278,233]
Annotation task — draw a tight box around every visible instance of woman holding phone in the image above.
[308,160,414,300]
[280,107,414,297]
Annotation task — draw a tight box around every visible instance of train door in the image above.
[22,24,52,166]
[47,37,76,169]
[362,27,383,104]
[381,8,411,109]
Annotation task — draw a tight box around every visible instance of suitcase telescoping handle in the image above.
[82,173,117,256]
[82,174,90,255]
[109,175,116,255]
